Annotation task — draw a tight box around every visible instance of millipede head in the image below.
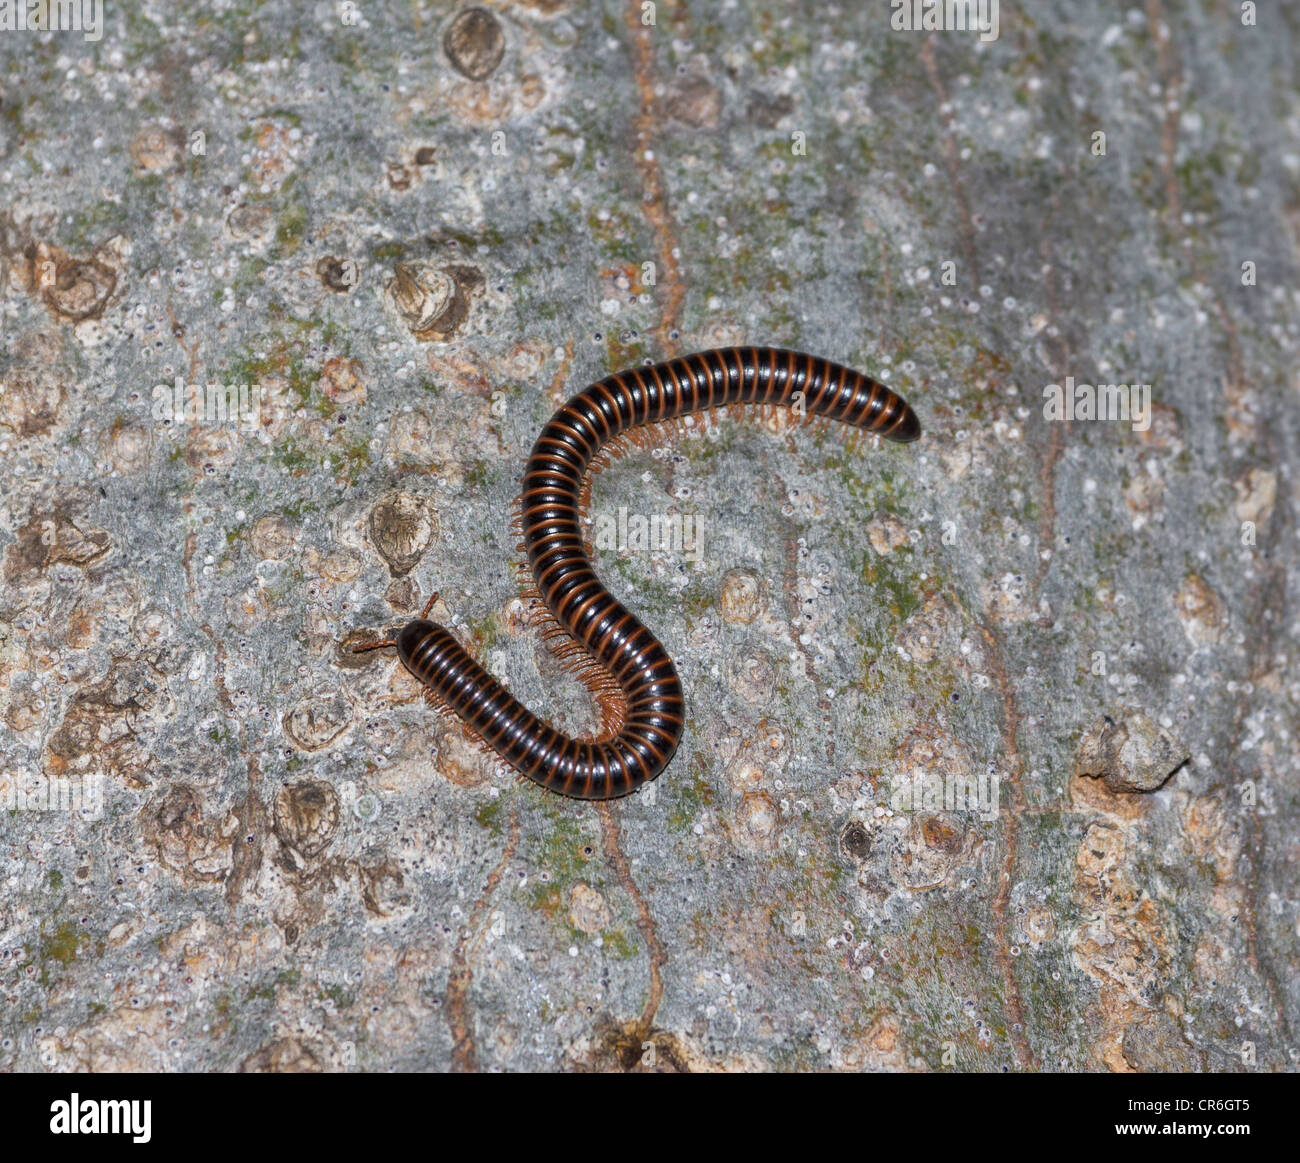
[885,403,922,443]
[350,593,446,665]
[396,618,444,669]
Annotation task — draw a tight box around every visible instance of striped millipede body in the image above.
[359,347,920,800]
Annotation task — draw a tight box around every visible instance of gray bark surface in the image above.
[0,1,1295,1071]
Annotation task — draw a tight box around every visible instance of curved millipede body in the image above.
[367,347,920,799]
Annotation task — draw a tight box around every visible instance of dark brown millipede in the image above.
[354,346,920,800]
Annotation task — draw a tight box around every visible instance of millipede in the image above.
[355,346,920,800]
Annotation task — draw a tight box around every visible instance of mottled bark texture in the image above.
[0,1,1296,1072]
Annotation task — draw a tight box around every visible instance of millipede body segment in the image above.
[379,347,920,800]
